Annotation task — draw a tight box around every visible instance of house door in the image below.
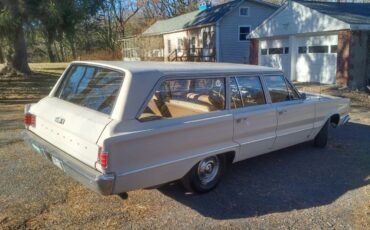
[190,36,196,58]
[202,32,210,61]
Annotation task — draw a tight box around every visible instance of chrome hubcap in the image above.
[197,156,220,185]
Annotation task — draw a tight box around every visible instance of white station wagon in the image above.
[23,61,350,195]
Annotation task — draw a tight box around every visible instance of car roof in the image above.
[71,61,281,76]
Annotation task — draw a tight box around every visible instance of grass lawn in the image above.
[0,63,66,131]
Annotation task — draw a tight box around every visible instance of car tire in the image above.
[314,120,329,148]
[181,155,225,194]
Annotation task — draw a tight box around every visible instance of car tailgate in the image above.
[27,97,111,169]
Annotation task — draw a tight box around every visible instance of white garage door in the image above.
[295,34,338,84]
[259,38,291,79]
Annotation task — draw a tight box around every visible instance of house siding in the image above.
[219,2,276,64]
[249,39,259,65]
[163,25,215,61]
[348,30,370,89]
[163,31,188,60]
[336,30,351,86]
[336,30,370,89]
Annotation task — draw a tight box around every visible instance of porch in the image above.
[167,48,216,62]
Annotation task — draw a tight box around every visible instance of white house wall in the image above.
[250,1,350,39]
[163,26,215,61]
[163,31,188,60]
[219,1,276,63]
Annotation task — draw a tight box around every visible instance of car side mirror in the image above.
[300,92,307,100]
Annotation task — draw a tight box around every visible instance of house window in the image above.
[190,37,196,53]
[330,45,337,53]
[261,49,268,55]
[284,47,289,54]
[239,26,250,41]
[167,40,171,54]
[308,45,328,53]
[202,32,209,48]
[268,48,284,55]
[177,38,184,50]
[239,7,249,16]
[298,46,307,54]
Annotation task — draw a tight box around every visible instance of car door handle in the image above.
[278,109,288,115]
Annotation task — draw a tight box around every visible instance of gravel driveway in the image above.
[0,69,369,229]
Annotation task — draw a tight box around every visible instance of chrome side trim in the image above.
[117,144,239,177]
[238,135,275,145]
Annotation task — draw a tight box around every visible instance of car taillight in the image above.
[24,113,36,127]
[98,147,108,170]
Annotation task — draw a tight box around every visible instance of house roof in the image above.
[142,0,277,36]
[295,0,370,25]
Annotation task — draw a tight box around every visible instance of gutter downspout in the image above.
[216,21,221,62]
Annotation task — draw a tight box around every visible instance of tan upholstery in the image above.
[166,99,211,117]
[147,98,162,116]
[186,93,213,108]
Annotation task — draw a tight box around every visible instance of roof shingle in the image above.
[296,0,370,25]
[142,0,277,36]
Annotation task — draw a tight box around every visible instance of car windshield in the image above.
[55,65,124,115]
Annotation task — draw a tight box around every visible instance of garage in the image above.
[249,0,370,88]
[259,35,337,84]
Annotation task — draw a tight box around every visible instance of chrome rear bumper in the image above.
[22,130,115,195]
[339,114,350,126]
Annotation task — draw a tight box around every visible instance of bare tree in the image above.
[109,0,145,38]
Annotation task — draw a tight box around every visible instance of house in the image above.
[249,0,370,88]
[123,0,278,63]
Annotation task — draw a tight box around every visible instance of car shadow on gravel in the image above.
[159,122,370,219]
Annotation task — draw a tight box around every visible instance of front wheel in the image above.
[181,155,225,194]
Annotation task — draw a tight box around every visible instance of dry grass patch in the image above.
[353,200,370,230]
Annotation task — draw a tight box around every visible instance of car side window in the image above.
[230,76,266,109]
[264,76,290,103]
[139,78,225,121]
[236,76,266,107]
[230,77,243,109]
[286,81,300,100]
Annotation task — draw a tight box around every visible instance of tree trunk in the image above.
[68,36,77,60]
[45,32,56,62]
[59,42,65,62]
[12,25,31,75]
[4,0,31,75]
[0,45,4,64]
[53,42,61,62]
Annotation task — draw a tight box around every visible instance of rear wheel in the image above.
[314,120,329,148]
[181,155,225,193]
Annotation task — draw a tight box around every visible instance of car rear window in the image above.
[55,65,124,115]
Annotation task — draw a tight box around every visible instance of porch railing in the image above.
[168,48,216,62]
